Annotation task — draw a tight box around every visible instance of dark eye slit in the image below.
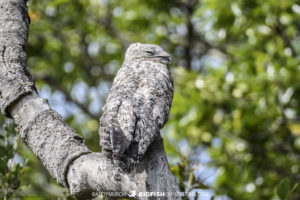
[145,51,154,55]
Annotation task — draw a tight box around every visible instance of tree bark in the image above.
[0,0,180,199]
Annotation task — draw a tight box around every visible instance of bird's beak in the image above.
[161,51,172,65]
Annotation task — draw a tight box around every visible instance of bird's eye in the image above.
[145,51,154,55]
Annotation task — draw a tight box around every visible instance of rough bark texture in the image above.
[67,136,180,199]
[0,0,181,199]
[17,98,92,187]
[0,0,35,117]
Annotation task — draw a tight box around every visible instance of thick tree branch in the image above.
[0,0,34,117]
[0,0,180,199]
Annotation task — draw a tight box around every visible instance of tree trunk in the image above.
[0,0,180,199]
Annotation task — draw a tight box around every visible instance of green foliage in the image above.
[275,178,300,200]
[2,0,300,199]
[0,116,24,199]
[275,178,291,200]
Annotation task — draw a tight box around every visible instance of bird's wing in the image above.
[111,100,136,156]
[99,65,137,156]
[99,98,122,154]
[152,69,174,128]
[118,100,157,171]
[134,64,174,159]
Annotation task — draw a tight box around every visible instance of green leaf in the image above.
[275,178,291,200]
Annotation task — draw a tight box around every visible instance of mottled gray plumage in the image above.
[99,43,173,172]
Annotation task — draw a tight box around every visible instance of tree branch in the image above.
[0,0,180,199]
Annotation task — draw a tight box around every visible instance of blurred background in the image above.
[1,0,300,199]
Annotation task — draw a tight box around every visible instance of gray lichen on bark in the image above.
[18,102,92,187]
[0,0,35,117]
[0,0,91,189]
[0,0,181,199]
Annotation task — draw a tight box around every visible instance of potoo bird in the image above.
[99,43,173,172]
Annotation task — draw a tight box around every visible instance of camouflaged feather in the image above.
[99,43,173,171]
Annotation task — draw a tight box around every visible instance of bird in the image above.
[99,43,173,172]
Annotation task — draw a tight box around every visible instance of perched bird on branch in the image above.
[99,43,173,172]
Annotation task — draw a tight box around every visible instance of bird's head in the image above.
[124,43,171,65]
